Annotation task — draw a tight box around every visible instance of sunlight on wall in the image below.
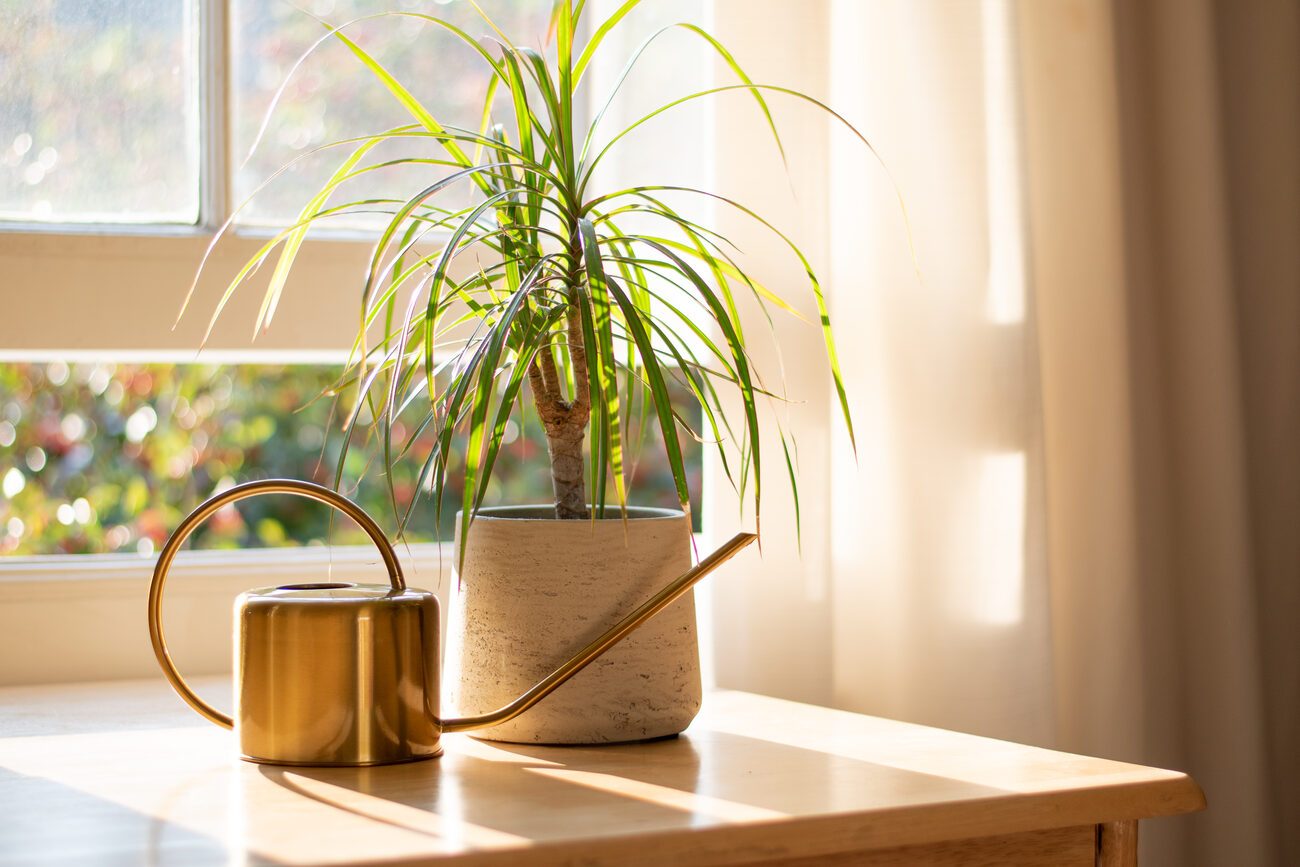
[982,0,1027,325]
[959,451,1027,627]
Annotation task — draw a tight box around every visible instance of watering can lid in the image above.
[241,582,431,601]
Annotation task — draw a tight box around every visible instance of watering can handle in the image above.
[146,479,405,730]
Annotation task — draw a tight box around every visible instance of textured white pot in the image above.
[444,506,701,744]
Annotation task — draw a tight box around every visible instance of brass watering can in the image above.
[147,478,754,766]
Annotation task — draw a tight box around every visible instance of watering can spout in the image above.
[439,530,756,733]
[147,478,755,765]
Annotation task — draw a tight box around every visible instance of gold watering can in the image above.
[147,478,755,767]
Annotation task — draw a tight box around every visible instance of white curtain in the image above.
[823,0,1056,748]
[707,2,1297,865]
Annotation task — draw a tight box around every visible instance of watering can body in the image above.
[235,583,442,765]
[147,479,754,767]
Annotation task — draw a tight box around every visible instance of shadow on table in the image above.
[0,767,282,867]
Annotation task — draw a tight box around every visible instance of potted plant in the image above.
[187,1,865,743]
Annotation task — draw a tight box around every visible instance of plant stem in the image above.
[530,233,591,520]
[528,342,589,519]
[542,414,588,519]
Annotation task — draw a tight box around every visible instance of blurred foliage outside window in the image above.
[0,363,700,557]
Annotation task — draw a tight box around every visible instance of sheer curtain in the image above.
[823,0,1056,749]
[706,2,1297,865]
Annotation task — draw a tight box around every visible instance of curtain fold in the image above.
[1208,2,1300,859]
[1022,1,1284,861]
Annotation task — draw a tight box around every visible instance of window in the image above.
[0,0,712,686]
[230,0,554,228]
[0,0,706,553]
[0,1,557,355]
[0,0,558,567]
[3,0,558,229]
[1,1,200,224]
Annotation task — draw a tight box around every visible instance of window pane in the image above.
[0,362,699,556]
[0,0,200,224]
[0,362,447,555]
[230,0,552,228]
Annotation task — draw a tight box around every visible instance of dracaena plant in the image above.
[188,1,872,550]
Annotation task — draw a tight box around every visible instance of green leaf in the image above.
[598,183,856,452]
[633,237,761,531]
[327,20,500,193]
[603,277,691,515]
[407,190,519,404]
[578,218,626,515]
[573,0,643,82]
[455,263,550,566]
[361,163,510,326]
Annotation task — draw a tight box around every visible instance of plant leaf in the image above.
[578,218,626,515]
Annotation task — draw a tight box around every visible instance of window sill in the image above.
[0,543,448,686]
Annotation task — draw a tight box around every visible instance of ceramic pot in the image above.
[445,506,701,744]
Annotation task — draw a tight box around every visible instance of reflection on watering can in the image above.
[147,479,755,767]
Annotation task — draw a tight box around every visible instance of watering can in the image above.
[147,478,755,766]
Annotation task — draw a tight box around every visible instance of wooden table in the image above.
[0,678,1203,866]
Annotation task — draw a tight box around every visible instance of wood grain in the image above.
[728,826,1095,866]
[1097,820,1139,866]
[0,679,1202,866]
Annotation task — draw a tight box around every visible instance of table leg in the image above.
[1096,820,1138,866]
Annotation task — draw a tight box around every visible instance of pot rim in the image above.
[461,505,686,522]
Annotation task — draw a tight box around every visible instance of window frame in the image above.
[0,542,448,685]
